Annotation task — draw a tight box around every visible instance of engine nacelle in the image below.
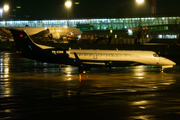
[48,33,60,39]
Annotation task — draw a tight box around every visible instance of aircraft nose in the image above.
[159,57,176,65]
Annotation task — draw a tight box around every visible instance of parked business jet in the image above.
[9,29,176,73]
[0,27,82,39]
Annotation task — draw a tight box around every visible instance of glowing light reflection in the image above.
[131,115,153,120]
[133,65,145,77]
[0,53,10,98]
[4,109,11,113]
[131,100,148,105]
[67,77,72,81]
[68,91,71,96]
[138,106,146,109]
[65,66,73,77]
[67,73,71,77]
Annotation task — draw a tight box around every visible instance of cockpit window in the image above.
[153,54,159,57]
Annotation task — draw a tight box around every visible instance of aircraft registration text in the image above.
[52,51,64,54]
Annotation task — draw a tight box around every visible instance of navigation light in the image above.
[20,34,23,37]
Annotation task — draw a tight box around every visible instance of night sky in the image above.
[0,0,180,20]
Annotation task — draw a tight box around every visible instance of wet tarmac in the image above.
[1,51,180,120]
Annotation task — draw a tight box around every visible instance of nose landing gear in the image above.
[161,65,173,74]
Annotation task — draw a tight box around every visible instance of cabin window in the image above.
[79,54,84,56]
[153,54,159,57]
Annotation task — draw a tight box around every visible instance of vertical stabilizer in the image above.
[9,29,54,54]
[9,29,41,53]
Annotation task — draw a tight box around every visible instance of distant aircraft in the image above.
[9,29,176,74]
[0,27,82,39]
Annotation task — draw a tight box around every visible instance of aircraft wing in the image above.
[0,27,12,37]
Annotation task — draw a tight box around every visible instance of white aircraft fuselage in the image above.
[0,27,82,39]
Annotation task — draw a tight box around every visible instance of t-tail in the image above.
[9,29,54,54]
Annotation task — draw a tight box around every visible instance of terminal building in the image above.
[0,16,179,30]
[0,16,180,42]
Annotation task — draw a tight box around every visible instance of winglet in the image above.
[74,52,90,74]
[74,52,82,64]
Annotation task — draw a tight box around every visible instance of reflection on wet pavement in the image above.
[1,51,180,120]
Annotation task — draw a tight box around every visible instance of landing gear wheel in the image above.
[160,67,167,75]
[160,68,164,73]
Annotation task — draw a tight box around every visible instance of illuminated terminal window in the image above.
[158,34,162,39]
[0,16,179,30]
[149,26,168,32]
[115,34,117,38]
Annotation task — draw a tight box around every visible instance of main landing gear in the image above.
[74,52,90,81]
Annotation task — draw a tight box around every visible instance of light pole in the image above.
[65,0,72,27]
[3,4,9,21]
[135,0,144,44]
[136,0,144,26]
